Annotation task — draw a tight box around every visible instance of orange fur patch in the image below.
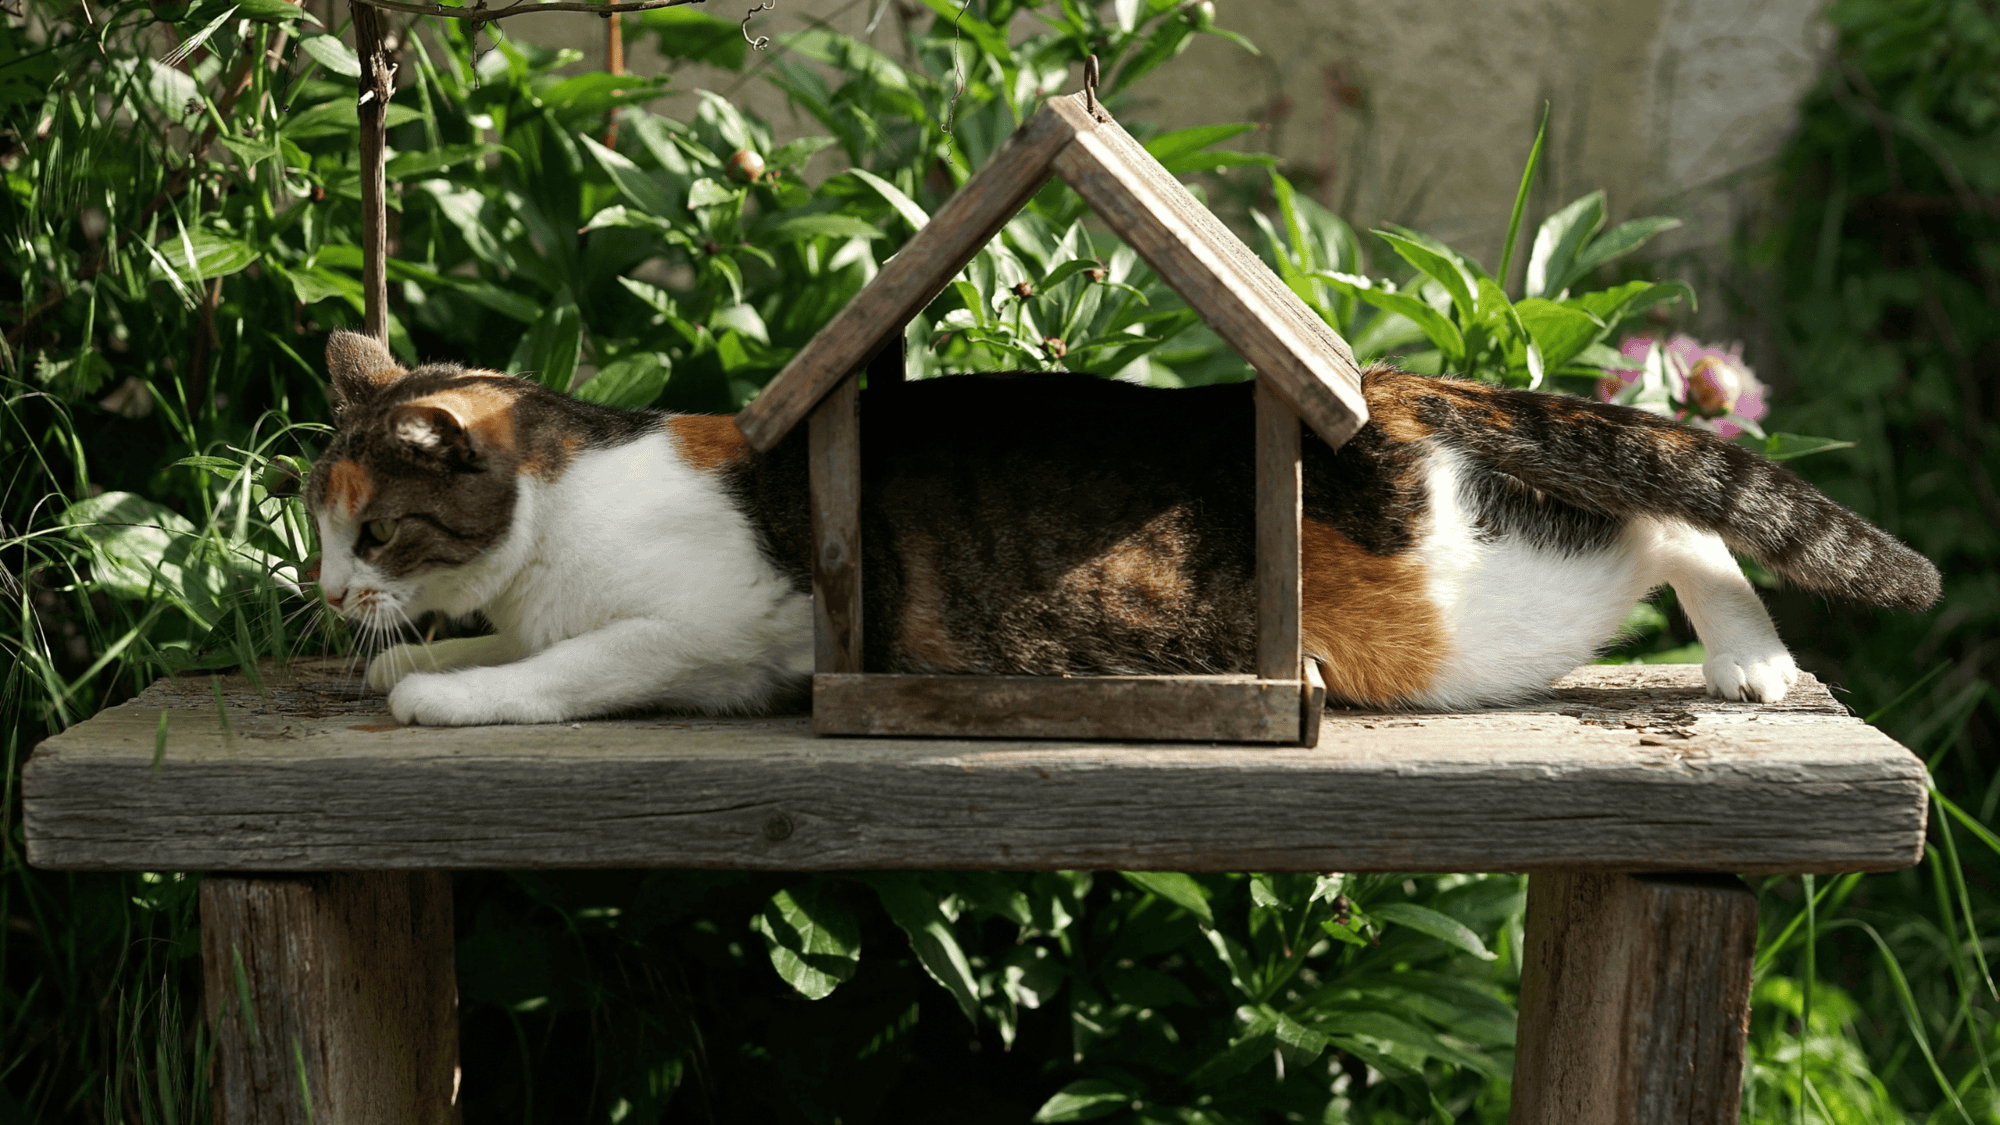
[1364,368,1514,442]
[668,415,749,471]
[403,382,519,453]
[1090,523,1192,628]
[1299,518,1442,706]
[325,458,373,516]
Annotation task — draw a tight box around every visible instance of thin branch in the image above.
[347,0,705,25]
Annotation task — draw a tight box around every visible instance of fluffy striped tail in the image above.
[1373,370,1942,611]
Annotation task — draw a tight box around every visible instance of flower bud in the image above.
[725,148,765,183]
[1686,354,1747,417]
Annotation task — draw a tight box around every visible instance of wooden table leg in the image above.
[1509,872,1757,1125]
[201,871,458,1124]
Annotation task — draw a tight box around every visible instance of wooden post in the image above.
[1255,379,1312,745]
[1510,872,1757,1125]
[810,374,863,676]
[202,872,458,1125]
[352,1,392,341]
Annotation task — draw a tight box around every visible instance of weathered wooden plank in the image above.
[1255,379,1302,685]
[735,102,1081,451]
[812,673,1303,741]
[24,662,1926,874]
[1510,872,1756,1125]
[1047,96,1367,450]
[202,871,457,1125]
[809,374,862,674]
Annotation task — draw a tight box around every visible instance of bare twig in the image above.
[347,0,704,25]
[354,0,394,341]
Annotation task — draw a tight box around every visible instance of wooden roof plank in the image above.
[1046,97,1367,448]
[23,662,1926,874]
[735,101,1084,451]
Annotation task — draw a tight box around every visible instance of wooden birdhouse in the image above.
[734,90,1368,747]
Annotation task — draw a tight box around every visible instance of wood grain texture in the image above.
[809,375,862,674]
[812,673,1303,741]
[735,101,1079,451]
[202,872,457,1124]
[1510,872,1757,1125]
[1255,379,1302,685]
[25,661,1925,874]
[1047,96,1367,450]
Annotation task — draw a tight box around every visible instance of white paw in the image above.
[365,644,428,692]
[1703,650,1800,704]
[389,672,498,726]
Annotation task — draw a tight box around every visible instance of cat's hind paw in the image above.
[1703,650,1800,704]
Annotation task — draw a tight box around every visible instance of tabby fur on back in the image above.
[305,331,1940,726]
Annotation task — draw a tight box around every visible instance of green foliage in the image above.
[3,0,1991,1121]
[1736,1,2000,1121]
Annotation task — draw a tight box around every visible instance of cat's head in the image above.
[305,331,534,635]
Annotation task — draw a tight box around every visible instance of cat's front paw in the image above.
[1703,650,1800,704]
[389,672,499,726]
[366,644,428,693]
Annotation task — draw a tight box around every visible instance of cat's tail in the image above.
[1381,371,1942,611]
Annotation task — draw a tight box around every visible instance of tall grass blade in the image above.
[1495,103,1549,293]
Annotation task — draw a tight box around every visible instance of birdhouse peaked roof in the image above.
[733,92,1368,453]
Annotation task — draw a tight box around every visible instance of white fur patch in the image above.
[326,433,811,725]
[1410,448,1798,707]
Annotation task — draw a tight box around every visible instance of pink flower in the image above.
[1598,333,1765,438]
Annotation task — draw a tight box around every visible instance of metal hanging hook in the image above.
[1083,53,1101,119]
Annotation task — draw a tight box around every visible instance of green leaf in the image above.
[1513,298,1605,370]
[284,98,421,140]
[576,352,673,409]
[844,167,929,232]
[748,884,861,1001]
[385,143,505,181]
[865,874,980,1023]
[1316,273,1463,361]
[640,7,748,69]
[1760,432,1858,461]
[1377,230,1475,324]
[1565,215,1684,290]
[764,213,884,242]
[685,177,741,210]
[770,134,839,169]
[234,0,303,21]
[149,229,258,283]
[1370,901,1496,960]
[59,492,228,625]
[1273,1010,1331,1066]
[297,33,359,78]
[1119,872,1214,925]
[1189,1010,1277,1086]
[1143,123,1257,164]
[1032,1079,1129,1123]
[1524,191,1604,299]
[276,263,355,307]
[1566,278,1696,325]
[583,134,682,216]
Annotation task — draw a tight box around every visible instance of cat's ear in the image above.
[326,331,407,411]
[387,403,479,466]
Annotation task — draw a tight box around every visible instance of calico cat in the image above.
[306,330,1940,727]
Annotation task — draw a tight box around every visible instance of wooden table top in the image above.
[23,659,1925,874]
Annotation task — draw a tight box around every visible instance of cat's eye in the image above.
[363,518,399,546]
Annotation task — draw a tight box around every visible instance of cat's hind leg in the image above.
[1635,518,1799,703]
[366,634,523,693]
